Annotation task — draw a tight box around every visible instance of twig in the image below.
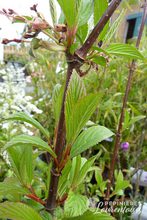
[105,0,147,203]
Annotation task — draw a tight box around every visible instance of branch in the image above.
[76,0,122,58]
[105,0,147,203]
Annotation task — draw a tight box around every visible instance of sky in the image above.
[0,0,55,39]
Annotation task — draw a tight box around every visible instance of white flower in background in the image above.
[0,63,42,135]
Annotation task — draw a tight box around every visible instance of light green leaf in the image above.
[63,210,115,220]
[4,135,56,158]
[94,0,108,25]
[58,160,72,197]
[76,23,88,44]
[0,202,43,220]
[105,43,144,60]
[77,0,93,27]
[66,94,100,144]
[129,115,146,126]
[0,179,29,199]
[6,112,49,139]
[19,145,33,185]
[94,0,109,41]
[71,125,113,158]
[65,71,86,117]
[76,153,101,186]
[57,0,76,27]
[64,191,89,217]
[49,0,57,25]
[52,84,64,123]
[91,56,106,67]
[104,9,125,43]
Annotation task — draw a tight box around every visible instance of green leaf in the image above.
[0,202,43,220]
[52,84,64,123]
[6,112,49,139]
[94,0,109,41]
[114,170,130,195]
[57,0,76,27]
[76,23,88,44]
[63,210,115,220]
[58,160,72,197]
[49,0,57,25]
[0,179,29,199]
[7,146,33,185]
[91,56,106,67]
[4,135,56,158]
[129,115,146,126]
[19,145,33,185]
[66,94,100,144]
[65,71,86,118]
[105,43,144,60]
[75,153,101,187]
[64,191,89,217]
[94,0,108,25]
[77,0,93,27]
[104,9,125,43]
[71,126,113,157]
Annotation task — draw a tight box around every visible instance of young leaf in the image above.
[65,71,86,117]
[64,191,89,218]
[91,56,106,67]
[0,202,43,220]
[52,84,64,123]
[76,23,88,44]
[4,135,56,158]
[6,112,49,139]
[75,153,101,187]
[58,160,72,197]
[57,0,76,27]
[63,210,115,220]
[49,0,57,25]
[94,0,109,41]
[105,43,144,60]
[77,0,93,27]
[66,93,101,144]
[129,115,146,126]
[94,0,108,25]
[71,126,114,158]
[19,146,33,185]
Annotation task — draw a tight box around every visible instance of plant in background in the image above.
[0,0,146,220]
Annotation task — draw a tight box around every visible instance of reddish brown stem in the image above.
[26,193,46,205]
[105,1,147,203]
[46,59,74,213]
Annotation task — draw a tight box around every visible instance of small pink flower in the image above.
[120,142,129,151]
